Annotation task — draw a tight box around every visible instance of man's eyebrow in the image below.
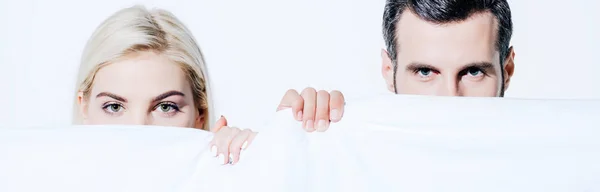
[458,62,497,75]
[405,62,495,71]
[405,62,440,72]
[96,92,127,102]
[152,90,185,103]
[459,62,495,71]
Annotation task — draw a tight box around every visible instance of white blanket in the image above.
[1,95,599,192]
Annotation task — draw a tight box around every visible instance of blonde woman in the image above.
[73,5,346,165]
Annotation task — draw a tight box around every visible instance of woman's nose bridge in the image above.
[128,107,151,125]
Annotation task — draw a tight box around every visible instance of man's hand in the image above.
[277,87,345,132]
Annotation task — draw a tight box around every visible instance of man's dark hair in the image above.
[382,0,513,96]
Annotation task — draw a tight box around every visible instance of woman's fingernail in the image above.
[241,141,248,150]
[296,111,303,121]
[317,120,328,131]
[218,153,224,164]
[211,145,218,157]
[330,109,340,121]
[306,120,314,131]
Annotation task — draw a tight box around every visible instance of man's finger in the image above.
[277,89,304,121]
[329,90,345,122]
[315,90,331,132]
[301,87,317,132]
[277,89,301,111]
[291,97,304,121]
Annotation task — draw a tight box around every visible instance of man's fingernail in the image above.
[211,145,218,157]
[317,120,328,131]
[277,105,292,111]
[241,141,248,150]
[330,109,340,121]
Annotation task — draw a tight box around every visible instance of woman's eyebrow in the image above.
[152,90,185,102]
[96,92,127,102]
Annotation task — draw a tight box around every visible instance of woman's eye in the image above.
[104,104,124,113]
[159,104,173,112]
[156,103,179,113]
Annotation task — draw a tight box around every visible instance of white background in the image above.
[1,0,599,129]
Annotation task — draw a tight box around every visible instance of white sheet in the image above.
[1,95,599,192]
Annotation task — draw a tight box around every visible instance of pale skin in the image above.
[283,12,516,109]
[213,11,517,164]
[77,11,515,165]
[211,88,345,164]
[77,51,346,165]
[381,11,515,96]
[280,12,517,169]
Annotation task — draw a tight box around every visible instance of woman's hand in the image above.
[277,88,345,132]
[209,116,257,165]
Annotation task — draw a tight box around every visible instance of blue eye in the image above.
[417,68,433,77]
[467,68,483,76]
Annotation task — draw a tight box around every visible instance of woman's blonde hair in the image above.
[72,5,213,130]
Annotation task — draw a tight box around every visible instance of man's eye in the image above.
[416,68,433,77]
[466,68,484,76]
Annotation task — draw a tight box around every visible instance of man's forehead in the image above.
[394,10,499,68]
[396,10,498,43]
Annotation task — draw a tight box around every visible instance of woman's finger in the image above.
[228,129,253,164]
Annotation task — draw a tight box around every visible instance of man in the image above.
[381,0,515,97]
[279,0,516,128]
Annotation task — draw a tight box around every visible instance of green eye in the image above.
[155,102,180,113]
[103,103,124,113]
[159,104,173,112]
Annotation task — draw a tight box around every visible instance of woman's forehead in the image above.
[90,53,193,100]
